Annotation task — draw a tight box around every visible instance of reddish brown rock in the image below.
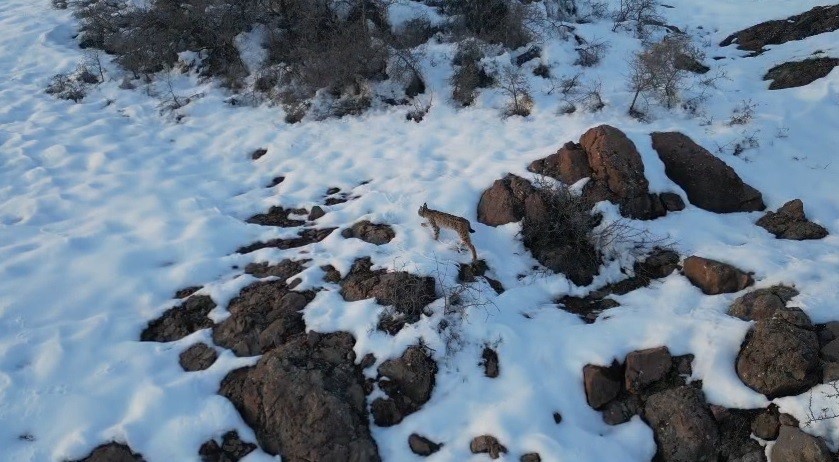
[71,443,145,462]
[720,5,839,53]
[756,199,828,240]
[477,174,535,226]
[771,426,832,462]
[683,256,753,295]
[527,142,592,185]
[583,364,622,409]
[625,347,672,393]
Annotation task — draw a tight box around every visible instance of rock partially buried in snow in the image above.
[179,342,217,371]
[408,433,442,456]
[625,346,671,393]
[720,5,839,53]
[198,430,256,462]
[71,442,145,462]
[771,426,833,462]
[756,199,828,240]
[520,453,542,462]
[527,141,592,185]
[469,435,507,459]
[477,174,535,226]
[236,227,337,254]
[141,295,215,342]
[371,346,437,427]
[683,256,753,295]
[246,205,307,227]
[340,220,395,245]
[736,307,820,398]
[643,386,719,462]
[481,346,500,378]
[219,332,380,461]
[764,57,839,90]
[728,285,799,321]
[751,405,780,440]
[650,132,765,213]
[583,363,622,409]
[243,258,306,280]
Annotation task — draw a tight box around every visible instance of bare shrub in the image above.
[579,78,605,111]
[533,62,551,78]
[451,40,494,106]
[612,0,663,38]
[728,99,757,126]
[407,95,433,122]
[444,0,533,49]
[45,73,87,102]
[574,37,609,67]
[496,66,533,117]
[392,17,438,49]
[627,35,703,114]
[715,129,761,157]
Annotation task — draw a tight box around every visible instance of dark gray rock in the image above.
[771,426,832,462]
[643,386,719,462]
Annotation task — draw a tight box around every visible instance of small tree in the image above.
[612,0,663,38]
[627,35,702,116]
[496,66,533,117]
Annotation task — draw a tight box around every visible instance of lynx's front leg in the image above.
[431,220,440,240]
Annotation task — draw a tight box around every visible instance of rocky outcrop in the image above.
[764,57,839,90]
[477,174,535,226]
[141,295,215,342]
[243,259,306,280]
[720,5,839,53]
[682,256,753,295]
[339,257,436,334]
[651,132,764,213]
[236,227,337,254]
[212,279,312,357]
[371,346,437,427]
[736,308,820,398]
[756,199,828,240]
[219,332,380,461]
[341,220,396,245]
[246,205,307,227]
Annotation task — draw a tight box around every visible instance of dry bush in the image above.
[612,0,663,38]
[444,0,533,49]
[574,37,609,67]
[496,66,533,117]
[451,40,494,106]
[45,73,87,102]
[627,35,703,115]
[728,99,757,126]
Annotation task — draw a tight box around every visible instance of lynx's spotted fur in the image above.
[418,203,477,262]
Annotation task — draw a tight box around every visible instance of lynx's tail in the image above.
[469,227,476,233]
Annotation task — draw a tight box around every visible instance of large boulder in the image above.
[141,295,215,342]
[643,386,719,462]
[371,346,437,426]
[683,256,753,295]
[764,57,839,90]
[720,5,839,53]
[71,443,145,462]
[527,142,592,185]
[650,132,765,213]
[736,308,820,398]
[212,280,311,357]
[756,199,829,240]
[219,332,380,461]
[771,426,832,462]
[477,174,535,226]
[728,285,799,321]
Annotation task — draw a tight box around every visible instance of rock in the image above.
[527,142,592,185]
[650,132,765,213]
[634,248,680,279]
[236,227,337,254]
[477,174,535,226]
[728,285,799,321]
[521,453,542,462]
[71,443,145,462]
[481,347,500,378]
[469,435,507,459]
[174,286,201,299]
[819,321,839,345]
[179,343,218,372]
[219,332,380,461]
[736,308,820,398]
[625,347,672,393]
[771,426,832,462]
[267,176,284,187]
[515,46,541,66]
[339,257,436,333]
[246,205,307,227]
[720,5,839,53]
[308,206,325,221]
[643,386,719,462]
[198,431,256,462]
[821,338,839,362]
[578,125,663,219]
[141,295,216,342]
[683,256,753,295]
[341,220,395,245]
[321,264,341,283]
[751,405,780,440]
[822,361,839,383]
[559,296,620,324]
[675,53,710,74]
[250,148,267,160]
[244,259,306,280]
[408,434,442,456]
[659,192,686,212]
[602,395,642,425]
[711,407,765,461]
[764,57,839,90]
[212,280,311,356]
[371,346,437,426]
[360,353,376,369]
[756,199,828,240]
[583,363,622,409]
[779,413,799,427]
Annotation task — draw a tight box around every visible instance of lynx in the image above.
[418,203,477,262]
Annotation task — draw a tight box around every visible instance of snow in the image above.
[0,0,838,461]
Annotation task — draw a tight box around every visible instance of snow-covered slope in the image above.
[1,0,838,461]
